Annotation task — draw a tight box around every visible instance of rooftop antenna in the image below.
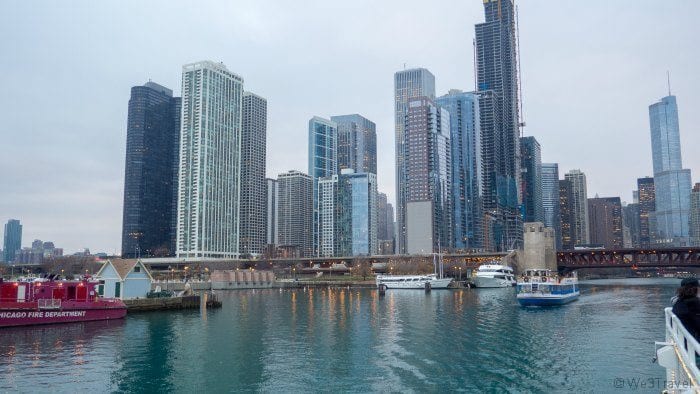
[667,70,672,96]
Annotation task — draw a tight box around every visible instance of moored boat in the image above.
[516,269,579,306]
[472,264,516,288]
[375,274,453,289]
[0,276,127,327]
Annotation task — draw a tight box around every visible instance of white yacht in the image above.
[472,264,516,288]
[375,274,453,289]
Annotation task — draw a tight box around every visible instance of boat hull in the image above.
[0,302,127,328]
[377,278,453,289]
[473,276,516,288]
[517,292,580,306]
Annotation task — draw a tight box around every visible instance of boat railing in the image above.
[662,307,700,387]
[37,299,61,310]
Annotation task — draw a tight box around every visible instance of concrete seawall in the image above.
[124,295,201,312]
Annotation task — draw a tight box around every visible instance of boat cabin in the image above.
[0,278,98,303]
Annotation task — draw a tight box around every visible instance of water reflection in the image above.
[0,279,678,392]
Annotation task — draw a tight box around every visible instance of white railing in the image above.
[37,299,61,309]
[663,307,700,387]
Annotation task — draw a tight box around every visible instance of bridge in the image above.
[142,251,513,274]
[557,247,700,272]
[120,247,700,276]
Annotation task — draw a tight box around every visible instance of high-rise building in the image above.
[588,197,623,249]
[317,175,338,257]
[520,137,543,224]
[475,0,522,251]
[541,163,562,250]
[378,193,390,241]
[330,114,377,175]
[637,177,656,248]
[337,170,378,256]
[623,202,641,248]
[649,95,692,246]
[277,170,313,257]
[121,82,181,258]
[559,180,573,250]
[377,193,396,255]
[239,92,268,257]
[176,61,243,259]
[436,90,483,251]
[394,68,436,254]
[565,170,590,247]
[3,219,22,263]
[377,193,395,255]
[265,178,278,247]
[403,97,452,254]
[689,183,700,246]
[308,117,337,256]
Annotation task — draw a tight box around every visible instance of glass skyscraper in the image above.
[394,68,435,254]
[520,136,543,224]
[337,170,378,256]
[308,116,337,256]
[649,95,692,246]
[541,163,562,250]
[176,61,243,259]
[436,90,482,251]
[330,114,376,175]
[403,97,452,254]
[3,219,22,263]
[475,0,522,251]
[121,82,180,258]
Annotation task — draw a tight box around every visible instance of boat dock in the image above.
[124,295,201,312]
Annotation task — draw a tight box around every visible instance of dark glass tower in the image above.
[637,177,655,248]
[520,136,543,223]
[436,90,483,251]
[475,0,522,251]
[121,82,181,258]
[331,114,377,175]
[3,219,22,263]
[559,179,573,250]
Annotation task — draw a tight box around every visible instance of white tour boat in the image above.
[472,264,516,288]
[376,253,452,290]
[516,269,579,306]
[655,308,700,391]
[375,274,453,289]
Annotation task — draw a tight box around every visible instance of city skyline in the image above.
[1,1,699,253]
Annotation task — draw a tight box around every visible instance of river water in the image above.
[0,278,679,392]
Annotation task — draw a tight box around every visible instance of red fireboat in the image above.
[0,275,127,327]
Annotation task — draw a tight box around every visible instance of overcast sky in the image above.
[1,0,698,254]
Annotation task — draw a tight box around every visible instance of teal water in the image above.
[0,278,677,393]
